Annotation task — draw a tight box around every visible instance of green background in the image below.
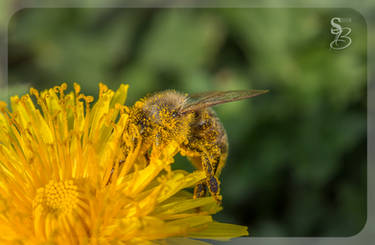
[4,8,367,236]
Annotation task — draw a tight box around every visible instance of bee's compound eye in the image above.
[171,111,179,118]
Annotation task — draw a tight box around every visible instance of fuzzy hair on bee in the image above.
[125,89,268,203]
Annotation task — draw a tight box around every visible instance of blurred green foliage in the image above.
[5,8,366,236]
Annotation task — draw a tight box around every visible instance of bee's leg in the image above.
[185,151,222,203]
[186,155,208,199]
[193,181,207,199]
[106,160,125,185]
[202,155,222,204]
[206,175,222,204]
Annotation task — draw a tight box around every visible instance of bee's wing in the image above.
[181,89,269,113]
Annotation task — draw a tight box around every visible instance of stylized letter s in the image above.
[330,17,342,35]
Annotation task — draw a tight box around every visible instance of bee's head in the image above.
[138,90,193,145]
[142,90,189,124]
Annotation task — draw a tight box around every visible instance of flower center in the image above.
[34,180,79,214]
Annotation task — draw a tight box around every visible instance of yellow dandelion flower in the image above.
[0,83,248,244]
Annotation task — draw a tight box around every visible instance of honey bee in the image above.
[126,89,268,203]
